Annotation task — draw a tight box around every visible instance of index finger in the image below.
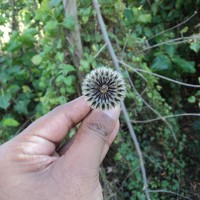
[19,96,91,144]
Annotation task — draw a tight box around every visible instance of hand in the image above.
[0,97,120,200]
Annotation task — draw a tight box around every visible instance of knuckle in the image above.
[81,111,117,138]
[87,122,108,136]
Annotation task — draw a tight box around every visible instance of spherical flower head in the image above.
[82,67,126,110]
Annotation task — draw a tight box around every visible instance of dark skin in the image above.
[0,97,120,200]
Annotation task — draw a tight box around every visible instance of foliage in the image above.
[1,0,200,199]
[0,0,77,143]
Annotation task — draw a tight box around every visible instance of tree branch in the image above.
[120,60,148,82]
[149,189,192,200]
[141,34,200,52]
[62,0,85,84]
[120,61,200,88]
[94,43,107,59]
[149,11,197,40]
[124,66,177,142]
[11,0,17,31]
[132,113,200,124]
[92,0,151,199]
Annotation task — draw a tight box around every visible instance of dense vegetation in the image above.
[0,0,200,199]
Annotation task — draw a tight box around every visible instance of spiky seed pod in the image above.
[82,67,126,110]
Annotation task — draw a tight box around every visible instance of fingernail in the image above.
[103,106,120,120]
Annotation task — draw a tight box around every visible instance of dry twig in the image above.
[92,0,151,199]
[149,189,192,200]
[120,61,200,88]
[149,11,197,40]
[124,66,177,142]
[132,113,200,124]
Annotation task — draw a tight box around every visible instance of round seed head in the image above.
[82,67,126,110]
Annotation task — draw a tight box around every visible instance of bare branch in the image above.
[149,189,192,200]
[120,60,147,82]
[119,166,140,190]
[92,1,119,69]
[92,0,151,199]
[124,66,177,142]
[94,43,107,59]
[149,11,197,40]
[141,34,200,52]
[11,0,17,31]
[132,113,200,124]
[120,61,200,88]
[135,68,200,88]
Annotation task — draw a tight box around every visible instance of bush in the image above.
[1,0,200,199]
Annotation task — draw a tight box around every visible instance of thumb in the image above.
[60,107,120,169]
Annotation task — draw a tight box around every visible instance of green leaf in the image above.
[20,28,37,45]
[114,152,122,161]
[190,41,200,53]
[59,64,75,73]
[4,32,22,52]
[40,0,50,10]
[62,15,75,30]
[151,54,171,72]
[0,93,11,110]
[173,56,196,73]
[35,0,51,22]
[44,20,58,34]
[63,75,75,86]
[31,55,42,65]
[180,26,189,34]
[165,45,176,58]
[9,65,21,74]
[0,15,7,25]
[3,118,19,127]
[151,3,158,15]
[175,0,182,8]
[0,30,3,37]
[80,59,90,71]
[188,96,196,103]
[123,9,134,25]
[66,87,76,94]
[8,85,20,95]
[138,14,152,24]
[15,70,29,81]
[0,71,10,84]
[56,52,64,62]
[55,75,63,84]
[50,0,61,7]
[14,99,30,114]
[80,7,91,24]
[56,39,62,49]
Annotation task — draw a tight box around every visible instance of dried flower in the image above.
[82,67,126,110]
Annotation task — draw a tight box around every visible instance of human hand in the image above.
[0,97,120,200]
